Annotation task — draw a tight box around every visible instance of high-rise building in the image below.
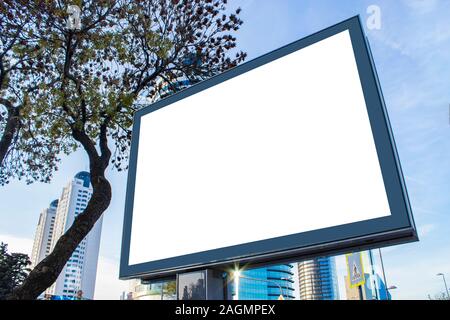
[374,273,392,300]
[229,264,296,300]
[298,256,339,300]
[42,171,103,300]
[30,200,59,269]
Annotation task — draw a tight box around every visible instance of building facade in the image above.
[230,264,296,300]
[344,251,392,300]
[374,273,392,300]
[344,273,391,300]
[298,256,339,300]
[128,278,177,300]
[345,273,372,300]
[42,172,103,300]
[30,200,58,269]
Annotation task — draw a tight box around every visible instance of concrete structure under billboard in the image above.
[119,16,417,298]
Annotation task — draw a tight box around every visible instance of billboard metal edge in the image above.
[119,15,417,280]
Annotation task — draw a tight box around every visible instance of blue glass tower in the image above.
[374,273,392,300]
[298,256,339,300]
[230,264,296,300]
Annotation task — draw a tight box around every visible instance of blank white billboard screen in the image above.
[128,30,391,266]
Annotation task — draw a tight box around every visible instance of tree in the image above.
[7,0,246,299]
[0,243,31,300]
[0,0,61,185]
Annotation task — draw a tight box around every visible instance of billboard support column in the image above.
[176,269,226,300]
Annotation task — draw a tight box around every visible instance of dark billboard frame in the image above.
[120,16,417,280]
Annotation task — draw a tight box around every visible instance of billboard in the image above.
[120,16,417,279]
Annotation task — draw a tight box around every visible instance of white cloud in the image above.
[94,256,129,300]
[418,224,436,238]
[413,207,445,218]
[0,234,33,256]
[402,0,439,14]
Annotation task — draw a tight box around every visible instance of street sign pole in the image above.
[378,248,390,300]
[358,285,364,300]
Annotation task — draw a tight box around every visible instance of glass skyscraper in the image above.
[230,264,296,300]
[298,256,339,300]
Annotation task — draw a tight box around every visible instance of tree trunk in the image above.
[7,157,112,300]
[0,100,20,168]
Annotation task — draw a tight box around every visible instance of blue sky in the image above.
[1,0,449,300]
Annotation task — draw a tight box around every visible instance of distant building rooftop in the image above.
[74,171,90,188]
[50,199,59,208]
